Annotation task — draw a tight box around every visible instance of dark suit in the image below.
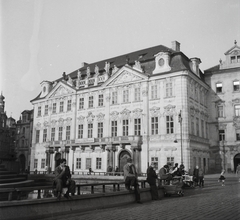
[146,166,158,200]
[53,165,76,196]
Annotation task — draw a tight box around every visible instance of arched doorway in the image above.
[234,153,240,172]
[119,150,131,172]
[19,154,26,172]
[55,153,61,168]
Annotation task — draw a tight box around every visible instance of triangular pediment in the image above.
[102,65,148,87]
[47,81,76,99]
[225,44,240,55]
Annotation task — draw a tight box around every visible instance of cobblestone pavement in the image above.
[43,177,240,220]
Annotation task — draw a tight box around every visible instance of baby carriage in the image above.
[163,176,184,197]
[182,174,194,187]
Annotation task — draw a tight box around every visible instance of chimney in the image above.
[172,41,180,52]
[190,58,201,76]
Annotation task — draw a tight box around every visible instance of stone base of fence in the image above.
[0,188,164,220]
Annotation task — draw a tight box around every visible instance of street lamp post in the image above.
[178,110,183,165]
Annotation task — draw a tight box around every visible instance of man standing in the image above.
[146,162,159,200]
[193,165,199,187]
[53,158,76,200]
[123,158,141,203]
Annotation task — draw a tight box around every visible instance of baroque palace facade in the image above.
[30,41,210,174]
[205,41,240,172]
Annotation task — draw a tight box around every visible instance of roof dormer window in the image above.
[216,83,222,93]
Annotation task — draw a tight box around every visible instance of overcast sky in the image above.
[0,0,240,120]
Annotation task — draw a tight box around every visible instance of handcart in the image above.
[182,175,194,187]
[163,176,184,197]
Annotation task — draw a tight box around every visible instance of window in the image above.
[216,83,222,93]
[66,126,71,140]
[112,91,118,104]
[151,157,158,170]
[196,118,199,136]
[34,159,38,169]
[134,88,140,101]
[79,98,84,109]
[98,122,103,138]
[205,122,208,139]
[122,119,129,136]
[167,157,174,166]
[235,105,240,116]
[58,127,63,141]
[238,56,240,63]
[166,82,172,97]
[134,118,141,135]
[86,158,91,169]
[151,85,158,99]
[191,116,195,135]
[236,129,240,141]
[37,106,41,117]
[98,94,104,106]
[151,117,158,135]
[89,96,93,108]
[23,115,27,122]
[41,159,46,169]
[218,106,224,117]
[96,158,102,169]
[88,123,93,138]
[76,158,81,169]
[78,124,83,139]
[51,128,55,141]
[59,101,64,112]
[219,130,225,141]
[21,139,24,147]
[123,90,129,103]
[67,100,72,111]
[43,129,47,142]
[231,56,236,63]
[44,105,48,115]
[111,121,117,137]
[36,130,40,143]
[233,81,240,91]
[22,127,25,134]
[201,120,204,138]
[52,103,56,114]
[166,116,174,134]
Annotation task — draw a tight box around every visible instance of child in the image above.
[219,170,226,186]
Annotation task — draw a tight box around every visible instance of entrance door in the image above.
[55,153,61,168]
[234,153,240,172]
[119,150,131,172]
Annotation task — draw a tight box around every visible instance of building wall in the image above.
[30,42,211,174]
[205,42,240,173]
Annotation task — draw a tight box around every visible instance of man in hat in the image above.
[123,158,141,203]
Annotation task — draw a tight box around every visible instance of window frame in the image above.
[134,118,141,135]
[89,96,94,108]
[151,117,158,135]
[166,115,174,134]
[78,124,83,139]
[122,119,129,136]
[111,120,117,137]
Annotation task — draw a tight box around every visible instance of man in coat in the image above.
[53,158,76,200]
[159,164,173,185]
[123,158,141,203]
[146,162,159,200]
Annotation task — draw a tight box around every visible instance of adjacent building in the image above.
[15,110,34,172]
[0,93,17,171]
[205,40,240,173]
[30,41,211,174]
